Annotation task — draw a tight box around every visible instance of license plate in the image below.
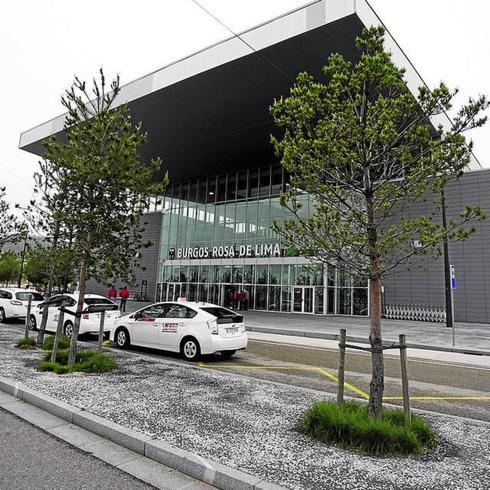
[226,327,239,334]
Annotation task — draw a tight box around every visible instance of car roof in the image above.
[54,293,107,299]
[141,301,226,310]
[1,288,40,293]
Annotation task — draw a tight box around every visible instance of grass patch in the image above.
[299,400,436,455]
[16,336,36,349]
[38,349,117,375]
[42,334,70,351]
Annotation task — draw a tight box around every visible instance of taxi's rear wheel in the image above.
[115,328,130,348]
[0,308,6,323]
[181,337,201,362]
[29,315,37,331]
[64,321,74,338]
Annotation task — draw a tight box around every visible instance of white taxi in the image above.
[110,301,247,361]
[0,288,45,322]
[29,293,120,337]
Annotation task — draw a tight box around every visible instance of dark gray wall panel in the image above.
[383,169,490,323]
[85,212,162,301]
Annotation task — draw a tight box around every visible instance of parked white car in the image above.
[110,301,248,361]
[0,288,45,322]
[29,293,120,338]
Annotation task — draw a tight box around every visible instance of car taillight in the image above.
[10,300,23,306]
[207,319,219,335]
[83,314,90,319]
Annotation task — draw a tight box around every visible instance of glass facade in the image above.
[154,165,368,316]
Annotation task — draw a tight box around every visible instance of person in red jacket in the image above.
[119,286,130,312]
[108,285,117,301]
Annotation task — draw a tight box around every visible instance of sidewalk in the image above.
[243,311,490,354]
[1,324,489,490]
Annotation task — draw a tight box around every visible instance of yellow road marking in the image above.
[102,340,111,346]
[316,367,370,400]
[198,362,369,399]
[198,363,490,402]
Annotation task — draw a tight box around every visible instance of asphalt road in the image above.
[0,408,153,490]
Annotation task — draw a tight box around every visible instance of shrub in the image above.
[37,349,117,375]
[77,353,117,373]
[37,361,72,374]
[42,335,70,351]
[299,400,436,455]
[16,336,36,349]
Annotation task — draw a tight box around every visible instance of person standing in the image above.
[119,286,130,313]
[239,290,246,310]
[108,285,117,301]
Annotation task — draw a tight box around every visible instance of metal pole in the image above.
[399,334,411,424]
[337,329,346,406]
[441,188,453,328]
[451,286,456,347]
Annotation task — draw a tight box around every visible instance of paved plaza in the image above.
[242,311,490,353]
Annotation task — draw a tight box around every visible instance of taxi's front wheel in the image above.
[181,337,201,362]
[115,328,130,349]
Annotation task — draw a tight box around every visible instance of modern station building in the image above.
[20,0,490,323]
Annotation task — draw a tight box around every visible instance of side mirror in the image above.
[132,311,141,320]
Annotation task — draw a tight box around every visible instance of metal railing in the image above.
[383,303,446,323]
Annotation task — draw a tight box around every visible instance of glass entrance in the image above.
[167,283,181,301]
[293,286,314,313]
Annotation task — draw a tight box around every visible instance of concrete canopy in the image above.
[19,0,435,184]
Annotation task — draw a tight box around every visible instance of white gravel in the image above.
[1,325,489,490]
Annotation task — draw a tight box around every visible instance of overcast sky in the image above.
[1,0,488,209]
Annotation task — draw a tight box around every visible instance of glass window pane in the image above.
[337,288,352,315]
[199,266,209,283]
[237,172,247,200]
[327,287,335,314]
[189,266,199,283]
[268,286,281,311]
[269,265,281,285]
[312,265,324,286]
[232,266,243,283]
[353,288,368,315]
[179,266,189,283]
[221,266,232,283]
[281,287,291,312]
[296,265,310,285]
[243,265,254,284]
[256,265,268,284]
[259,167,271,197]
[255,286,267,310]
[199,284,208,303]
[315,287,324,314]
[248,170,259,198]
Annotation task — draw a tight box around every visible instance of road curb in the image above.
[246,326,490,357]
[0,376,285,490]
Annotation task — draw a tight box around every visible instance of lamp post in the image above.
[441,187,453,328]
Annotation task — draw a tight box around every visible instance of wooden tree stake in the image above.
[337,328,346,406]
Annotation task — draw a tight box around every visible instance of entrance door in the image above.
[293,287,314,313]
[167,283,181,301]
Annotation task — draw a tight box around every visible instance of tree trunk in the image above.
[68,259,87,365]
[36,302,50,348]
[368,274,384,418]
